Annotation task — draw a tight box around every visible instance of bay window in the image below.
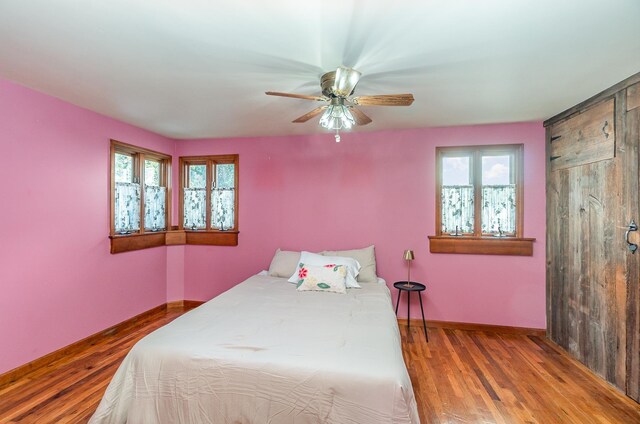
[110,140,171,253]
[179,155,239,245]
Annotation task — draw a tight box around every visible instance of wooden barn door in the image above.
[626,83,640,402]
[546,87,639,399]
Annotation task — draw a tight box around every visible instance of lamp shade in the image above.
[403,250,415,261]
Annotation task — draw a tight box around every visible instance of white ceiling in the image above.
[0,0,639,139]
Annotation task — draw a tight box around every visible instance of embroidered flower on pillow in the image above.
[296,264,347,294]
[297,264,308,283]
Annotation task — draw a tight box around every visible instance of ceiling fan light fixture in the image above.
[319,104,355,130]
[333,66,361,97]
[319,103,355,143]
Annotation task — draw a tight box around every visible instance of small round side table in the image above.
[393,281,428,341]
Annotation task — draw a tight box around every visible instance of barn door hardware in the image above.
[601,120,610,139]
[625,219,638,254]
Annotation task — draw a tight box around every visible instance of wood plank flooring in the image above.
[0,306,190,424]
[400,323,640,423]
[1,307,639,423]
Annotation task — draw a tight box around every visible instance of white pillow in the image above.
[267,249,301,278]
[296,264,347,294]
[288,251,361,288]
[322,245,377,283]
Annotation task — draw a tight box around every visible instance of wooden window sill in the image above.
[428,236,535,256]
[110,230,239,253]
[182,230,239,246]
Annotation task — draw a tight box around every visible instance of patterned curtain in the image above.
[441,185,474,234]
[144,186,166,231]
[212,188,235,230]
[114,182,140,233]
[184,188,206,229]
[481,185,516,234]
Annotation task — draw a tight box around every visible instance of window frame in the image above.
[179,154,239,245]
[109,140,172,253]
[430,143,535,256]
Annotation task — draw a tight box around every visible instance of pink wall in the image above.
[0,79,175,374]
[176,123,546,329]
[0,77,546,375]
[166,246,185,302]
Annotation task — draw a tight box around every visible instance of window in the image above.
[430,144,534,255]
[110,140,171,253]
[179,155,239,245]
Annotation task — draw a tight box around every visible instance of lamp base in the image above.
[403,282,414,288]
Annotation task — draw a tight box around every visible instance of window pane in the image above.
[441,186,474,234]
[188,165,206,188]
[114,182,140,233]
[144,186,166,231]
[212,163,235,229]
[442,155,473,234]
[115,153,133,183]
[184,188,206,229]
[442,156,470,186]
[145,160,161,186]
[216,164,235,189]
[481,185,516,234]
[185,164,207,228]
[212,188,235,230]
[482,155,515,234]
[482,155,511,185]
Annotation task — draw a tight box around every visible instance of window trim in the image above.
[178,154,239,246]
[109,139,172,253]
[108,145,241,253]
[430,143,534,255]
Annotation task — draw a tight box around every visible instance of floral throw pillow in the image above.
[296,263,347,294]
[287,251,361,288]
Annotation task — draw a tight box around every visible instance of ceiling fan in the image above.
[266,66,414,142]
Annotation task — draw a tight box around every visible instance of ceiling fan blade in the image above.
[333,66,362,97]
[265,91,326,101]
[350,108,372,126]
[351,94,414,106]
[292,106,327,123]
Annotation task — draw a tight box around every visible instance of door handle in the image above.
[626,219,638,254]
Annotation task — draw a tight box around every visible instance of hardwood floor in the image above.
[400,323,640,423]
[1,308,639,423]
[0,306,190,424]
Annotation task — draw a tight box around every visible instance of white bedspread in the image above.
[89,274,420,424]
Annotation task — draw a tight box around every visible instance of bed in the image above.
[89,273,420,423]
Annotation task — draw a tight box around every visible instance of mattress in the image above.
[89,274,420,423]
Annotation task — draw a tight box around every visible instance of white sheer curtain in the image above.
[144,186,166,231]
[184,188,206,229]
[212,188,235,230]
[114,182,140,233]
[441,185,474,234]
[481,185,516,234]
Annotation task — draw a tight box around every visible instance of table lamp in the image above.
[403,250,415,288]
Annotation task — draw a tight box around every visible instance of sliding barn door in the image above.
[546,87,639,398]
